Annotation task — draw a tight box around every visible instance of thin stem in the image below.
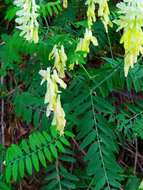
[134,138,138,175]
[0,62,5,173]
[87,91,111,190]
[91,64,121,91]
[80,64,94,79]
[56,160,62,190]
[106,32,114,60]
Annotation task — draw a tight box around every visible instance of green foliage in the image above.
[41,163,79,190]
[40,0,62,17]
[4,127,72,183]
[0,179,11,190]
[1,0,143,189]
[62,71,123,189]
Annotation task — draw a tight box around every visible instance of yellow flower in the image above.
[122,27,143,77]
[49,45,67,78]
[69,28,98,70]
[85,0,96,28]
[39,67,51,85]
[14,0,39,43]
[39,68,57,116]
[52,95,66,136]
[85,0,111,31]
[97,0,112,32]
[63,0,68,8]
[52,69,67,90]
[39,68,67,134]
[76,28,98,53]
[115,0,143,77]
[32,27,39,44]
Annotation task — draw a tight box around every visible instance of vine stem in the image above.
[87,91,111,190]
[106,31,114,60]
[134,138,138,175]
[56,160,62,190]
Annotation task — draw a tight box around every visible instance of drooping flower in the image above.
[76,28,98,53]
[14,0,39,43]
[96,0,112,32]
[63,0,68,8]
[85,0,111,31]
[39,68,67,135]
[52,95,66,136]
[69,28,98,70]
[114,0,143,77]
[39,68,57,116]
[49,45,67,78]
[85,0,96,28]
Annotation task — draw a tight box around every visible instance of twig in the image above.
[134,138,138,175]
[56,160,62,190]
[87,91,111,190]
[0,62,5,173]
[72,138,86,156]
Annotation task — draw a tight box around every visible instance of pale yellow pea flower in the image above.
[39,68,57,116]
[85,0,96,28]
[97,0,112,32]
[76,28,98,53]
[69,28,98,70]
[14,0,39,43]
[52,95,66,136]
[85,0,111,31]
[39,68,67,134]
[49,45,67,78]
[114,0,143,76]
[63,0,68,8]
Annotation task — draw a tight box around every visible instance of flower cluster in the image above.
[39,68,67,135]
[96,0,112,32]
[14,0,39,43]
[85,0,96,28]
[49,45,67,78]
[75,0,111,62]
[115,0,143,77]
[39,45,67,135]
[85,0,111,31]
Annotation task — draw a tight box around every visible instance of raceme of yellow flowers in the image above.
[86,0,111,32]
[14,0,68,43]
[97,0,112,33]
[114,0,143,77]
[14,0,40,43]
[14,0,143,134]
[39,46,67,135]
[73,0,111,69]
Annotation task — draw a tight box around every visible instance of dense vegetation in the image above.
[1,0,143,189]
